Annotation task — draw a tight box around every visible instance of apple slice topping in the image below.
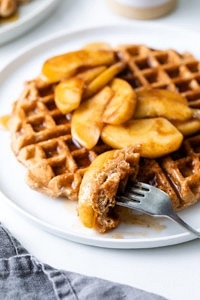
[83,61,126,99]
[41,46,199,158]
[41,49,116,83]
[135,89,192,121]
[71,86,113,149]
[55,77,84,114]
[101,118,183,158]
[103,78,137,125]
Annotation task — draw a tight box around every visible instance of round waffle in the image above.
[9,43,200,212]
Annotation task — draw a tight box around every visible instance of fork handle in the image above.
[168,212,200,238]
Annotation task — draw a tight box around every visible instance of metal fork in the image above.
[116,182,200,238]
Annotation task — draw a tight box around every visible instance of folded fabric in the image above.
[0,223,167,300]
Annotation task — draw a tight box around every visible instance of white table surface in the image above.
[1,1,200,299]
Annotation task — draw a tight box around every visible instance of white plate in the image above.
[0,24,200,249]
[0,0,58,45]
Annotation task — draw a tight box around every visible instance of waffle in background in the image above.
[0,0,30,18]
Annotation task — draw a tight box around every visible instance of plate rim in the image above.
[1,21,199,67]
[0,189,194,249]
[0,23,200,248]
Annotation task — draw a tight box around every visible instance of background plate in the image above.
[0,24,200,249]
[0,0,58,45]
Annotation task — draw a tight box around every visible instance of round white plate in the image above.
[0,24,200,249]
[0,0,58,45]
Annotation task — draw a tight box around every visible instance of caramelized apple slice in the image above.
[102,78,136,125]
[83,61,126,99]
[0,114,10,129]
[71,86,113,149]
[55,77,84,114]
[101,118,183,158]
[77,66,107,84]
[78,149,117,229]
[172,119,200,136]
[41,49,115,83]
[135,89,192,121]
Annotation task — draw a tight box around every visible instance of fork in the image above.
[116,182,200,238]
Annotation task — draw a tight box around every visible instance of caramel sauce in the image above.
[112,233,124,239]
[0,115,10,129]
[118,206,166,231]
[0,12,19,24]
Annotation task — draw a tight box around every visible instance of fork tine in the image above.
[120,193,142,203]
[117,194,141,204]
[125,187,145,197]
[124,182,150,197]
[133,182,151,191]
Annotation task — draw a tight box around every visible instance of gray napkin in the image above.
[0,223,167,300]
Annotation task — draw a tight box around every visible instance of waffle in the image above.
[9,80,110,200]
[116,44,200,210]
[9,43,200,212]
[137,135,200,210]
